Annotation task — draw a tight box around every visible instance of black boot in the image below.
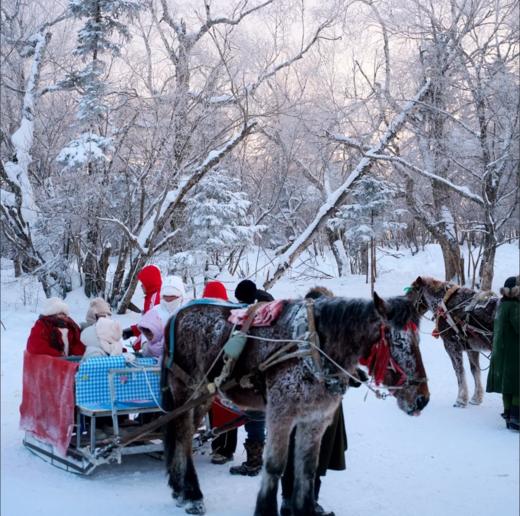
[229,439,264,476]
[508,406,519,431]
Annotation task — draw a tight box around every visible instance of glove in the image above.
[122,328,134,340]
[123,353,136,363]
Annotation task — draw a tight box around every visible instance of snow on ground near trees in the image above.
[1,244,519,516]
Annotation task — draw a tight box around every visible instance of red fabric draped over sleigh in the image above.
[19,352,79,456]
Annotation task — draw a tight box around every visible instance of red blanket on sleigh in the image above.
[19,352,79,456]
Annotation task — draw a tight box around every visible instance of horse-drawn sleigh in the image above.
[20,291,431,516]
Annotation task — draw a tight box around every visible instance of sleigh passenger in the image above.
[81,318,126,361]
[26,297,85,358]
[79,297,112,330]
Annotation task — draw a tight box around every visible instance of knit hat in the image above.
[500,276,520,298]
[162,276,186,298]
[85,297,112,326]
[235,279,257,304]
[202,281,229,301]
[95,318,123,356]
[41,297,70,317]
[137,264,163,293]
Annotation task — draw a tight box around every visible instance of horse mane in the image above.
[314,297,379,346]
[386,295,420,328]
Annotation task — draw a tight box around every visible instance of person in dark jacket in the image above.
[486,276,520,431]
[26,297,85,357]
[280,286,347,516]
[228,279,274,476]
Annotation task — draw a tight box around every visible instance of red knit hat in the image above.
[137,265,162,293]
[202,281,229,301]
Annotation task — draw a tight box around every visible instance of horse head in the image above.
[367,293,430,416]
[410,276,456,315]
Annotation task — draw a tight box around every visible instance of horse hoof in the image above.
[469,398,483,405]
[174,494,186,507]
[185,500,206,515]
[453,401,467,408]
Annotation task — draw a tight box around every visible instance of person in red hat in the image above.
[122,264,163,350]
[200,281,241,464]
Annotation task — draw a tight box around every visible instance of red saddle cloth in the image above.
[19,352,79,456]
[228,300,286,327]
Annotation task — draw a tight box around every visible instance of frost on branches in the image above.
[57,132,113,169]
[171,170,264,278]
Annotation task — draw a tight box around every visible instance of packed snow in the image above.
[1,244,518,516]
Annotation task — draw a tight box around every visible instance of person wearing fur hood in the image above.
[149,276,186,328]
[80,297,112,330]
[81,318,125,361]
[138,309,165,360]
[26,297,85,357]
[486,275,520,431]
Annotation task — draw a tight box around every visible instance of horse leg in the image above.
[164,409,206,515]
[254,415,293,516]
[444,340,468,407]
[467,351,484,405]
[292,420,329,516]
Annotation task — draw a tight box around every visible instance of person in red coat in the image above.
[201,281,241,464]
[122,264,163,350]
[26,297,85,357]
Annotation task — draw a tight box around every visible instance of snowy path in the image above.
[2,245,518,516]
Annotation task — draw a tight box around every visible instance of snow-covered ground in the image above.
[1,244,519,516]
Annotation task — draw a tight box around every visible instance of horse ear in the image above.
[373,291,388,317]
[412,276,423,288]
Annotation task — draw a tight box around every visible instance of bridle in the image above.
[359,324,427,393]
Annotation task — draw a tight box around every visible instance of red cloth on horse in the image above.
[228,300,286,327]
[19,352,79,456]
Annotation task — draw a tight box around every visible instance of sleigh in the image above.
[20,352,169,474]
[19,351,246,475]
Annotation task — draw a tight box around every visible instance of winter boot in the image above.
[314,502,335,516]
[229,439,264,476]
[508,406,519,431]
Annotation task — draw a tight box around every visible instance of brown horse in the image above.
[410,276,497,407]
[161,293,429,516]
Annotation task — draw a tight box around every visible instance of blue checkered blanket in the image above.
[75,356,161,412]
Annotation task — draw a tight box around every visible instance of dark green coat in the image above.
[486,299,519,396]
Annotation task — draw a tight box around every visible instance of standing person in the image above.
[26,297,85,357]
[201,281,239,465]
[149,276,186,328]
[486,276,520,431]
[281,287,346,516]
[228,279,273,476]
[122,264,162,350]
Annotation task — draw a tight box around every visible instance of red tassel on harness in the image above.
[359,326,391,386]
[431,328,440,339]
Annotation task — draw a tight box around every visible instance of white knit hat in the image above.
[41,297,70,317]
[162,276,185,297]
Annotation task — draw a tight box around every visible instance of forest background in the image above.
[1,0,518,310]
